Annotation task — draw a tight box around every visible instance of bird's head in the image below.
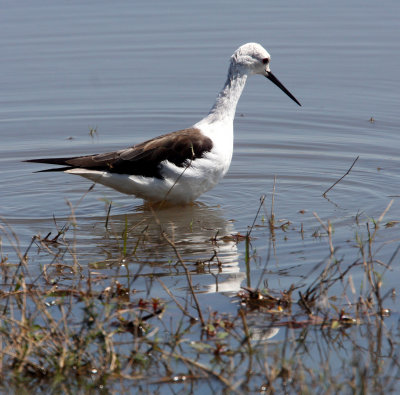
[231,43,301,106]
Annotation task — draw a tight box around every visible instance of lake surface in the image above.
[1,0,400,391]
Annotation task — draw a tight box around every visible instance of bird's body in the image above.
[26,43,300,204]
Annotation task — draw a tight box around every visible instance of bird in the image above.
[26,43,300,205]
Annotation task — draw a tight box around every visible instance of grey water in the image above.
[0,0,400,389]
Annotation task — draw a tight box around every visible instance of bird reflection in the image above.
[85,203,245,297]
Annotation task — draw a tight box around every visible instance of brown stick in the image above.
[323,156,359,197]
[160,350,240,392]
[161,230,205,327]
[157,278,198,322]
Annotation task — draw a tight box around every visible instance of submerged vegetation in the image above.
[0,189,399,394]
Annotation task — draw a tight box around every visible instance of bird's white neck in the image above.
[201,63,248,125]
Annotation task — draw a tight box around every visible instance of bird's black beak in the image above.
[266,71,301,106]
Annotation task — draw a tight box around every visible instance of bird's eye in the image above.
[262,58,269,65]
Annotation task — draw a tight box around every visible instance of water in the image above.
[1,0,400,391]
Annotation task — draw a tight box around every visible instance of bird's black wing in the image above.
[25,128,213,179]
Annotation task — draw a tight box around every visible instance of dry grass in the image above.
[0,195,398,394]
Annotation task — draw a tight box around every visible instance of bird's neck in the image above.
[203,64,248,124]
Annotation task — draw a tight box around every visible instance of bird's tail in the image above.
[24,158,74,172]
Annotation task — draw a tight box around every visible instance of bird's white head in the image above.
[231,42,271,76]
[231,42,301,106]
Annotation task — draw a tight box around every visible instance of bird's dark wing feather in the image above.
[25,128,213,179]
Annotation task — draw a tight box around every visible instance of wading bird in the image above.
[26,43,300,204]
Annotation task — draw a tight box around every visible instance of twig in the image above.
[157,278,198,322]
[239,309,253,376]
[377,199,394,224]
[159,350,240,393]
[367,199,394,246]
[323,156,359,196]
[149,211,205,327]
[270,176,276,225]
[105,202,112,229]
[245,195,266,288]
[1,231,36,315]
[313,212,334,255]
[161,231,205,326]
[248,195,266,237]
[157,145,195,209]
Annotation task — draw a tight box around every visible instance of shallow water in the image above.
[1,0,400,390]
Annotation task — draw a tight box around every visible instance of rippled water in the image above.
[1,0,400,385]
